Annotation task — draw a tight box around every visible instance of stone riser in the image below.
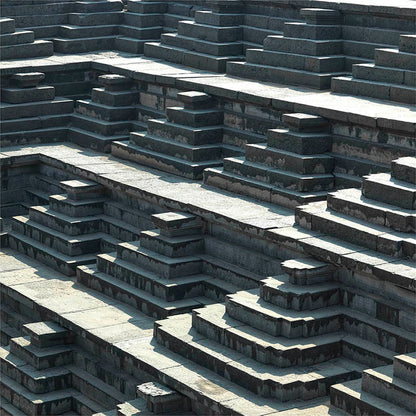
[49,196,105,218]
[166,107,223,129]
[54,34,117,54]
[68,127,128,153]
[91,89,139,108]
[68,12,122,27]
[0,30,34,46]
[59,24,117,39]
[75,100,135,122]
[177,21,242,43]
[394,354,416,385]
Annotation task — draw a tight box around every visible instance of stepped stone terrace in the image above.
[0,0,415,415]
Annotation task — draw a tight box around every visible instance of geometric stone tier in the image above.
[155,257,415,402]
[0,72,74,147]
[204,113,335,209]
[8,179,143,276]
[52,0,124,54]
[331,352,416,416]
[0,321,135,415]
[112,91,239,180]
[0,17,53,60]
[296,156,416,260]
[332,34,416,104]
[145,2,245,72]
[69,74,144,153]
[116,0,166,54]
[77,211,241,320]
[228,8,347,89]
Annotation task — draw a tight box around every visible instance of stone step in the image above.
[227,61,342,90]
[166,106,223,128]
[1,305,28,334]
[76,99,136,121]
[245,143,334,174]
[59,24,117,39]
[283,21,341,40]
[0,113,71,134]
[102,200,152,230]
[0,98,74,121]
[0,346,72,394]
[53,35,117,53]
[9,336,73,370]
[223,157,335,192]
[8,231,97,276]
[195,10,243,27]
[28,205,101,236]
[116,241,203,279]
[68,12,122,26]
[330,378,414,416]
[242,25,279,46]
[0,30,34,46]
[342,40,392,60]
[74,0,123,13]
[91,87,139,108]
[327,188,416,233]
[123,12,164,27]
[14,13,68,29]
[203,167,328,209]
[119,24,162,40]
[1,86,55,105]
[331,76,415,105]
[394,353,416,385]
[400,34,416,54]
[177,20,242,43]
[223,126,267,148]
[280,258,335,286]
[23,321,73,348]
[155,313,362,400]
[48,194,105,218]
[77,264,208,319]
[341,25,402,48]
[0,373,74,415]
[111,140,223,180]
[362,173,416,210]
[0,127,68,147]
[246,48,345,73]
[73,394,109,415]
[375,48,416,71]
[352,63,415,88]
[0,397,21,416]
[144,41,244,73]
[264,35,343,56]
[2,2,73,16]
[140,229,203,258]
[68,126,129,153]
[161,32,243,57]
[331,152,390,179]
[31,173,65,196]
[391,157,416,185]
[260,276,340,311]
[114,36,148,54]
[191,303,343,367]
[127,0,167,14]
[0,39,53,60]
[130,131,223,162]
[362,366,416,412]
[95,252,206,301]
[0,322,21,347]
[296,203,416,260]
[0,18,15,34]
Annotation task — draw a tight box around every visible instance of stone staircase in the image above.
[69,74,144,153]
[0,72,73,147]
[296,156,416,261]
[144,3,245,73]
[0,321,136,415]
[332,34,416,104]
[0,17,53,60]
[8,179,146,276]
[204,113,335,209]
[112,91,239,180]
[77,211,247,319]
[228,8,347,89]
[331,352,416,415]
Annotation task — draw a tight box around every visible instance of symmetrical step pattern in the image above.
[0,72,73,147]
[296,156,416,260]
[0,17,53,60]
[228,8,346,89]
[77,211,239,319]
[69,74,143,153]
[112,91,232,180]
[332,34,416,104]
[331,352,416,416]
[116,0,166,54]
[204,113,335,209]
[8,179,142,275]
[52,0,124,54]
[144,3,245,72]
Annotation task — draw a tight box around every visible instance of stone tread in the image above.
[331,378,414,416]
[10,336,73,361]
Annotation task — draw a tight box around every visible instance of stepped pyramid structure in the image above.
[0,17,53,60]
[69,74,143,153]
[113,91,239,179]
[228,8,346,89]
[145,2,245,72]
[8,179,145,275]
[333,34,416,104]
[205,113,335,209]
[331,352,416,415]
[1,72,74,147]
